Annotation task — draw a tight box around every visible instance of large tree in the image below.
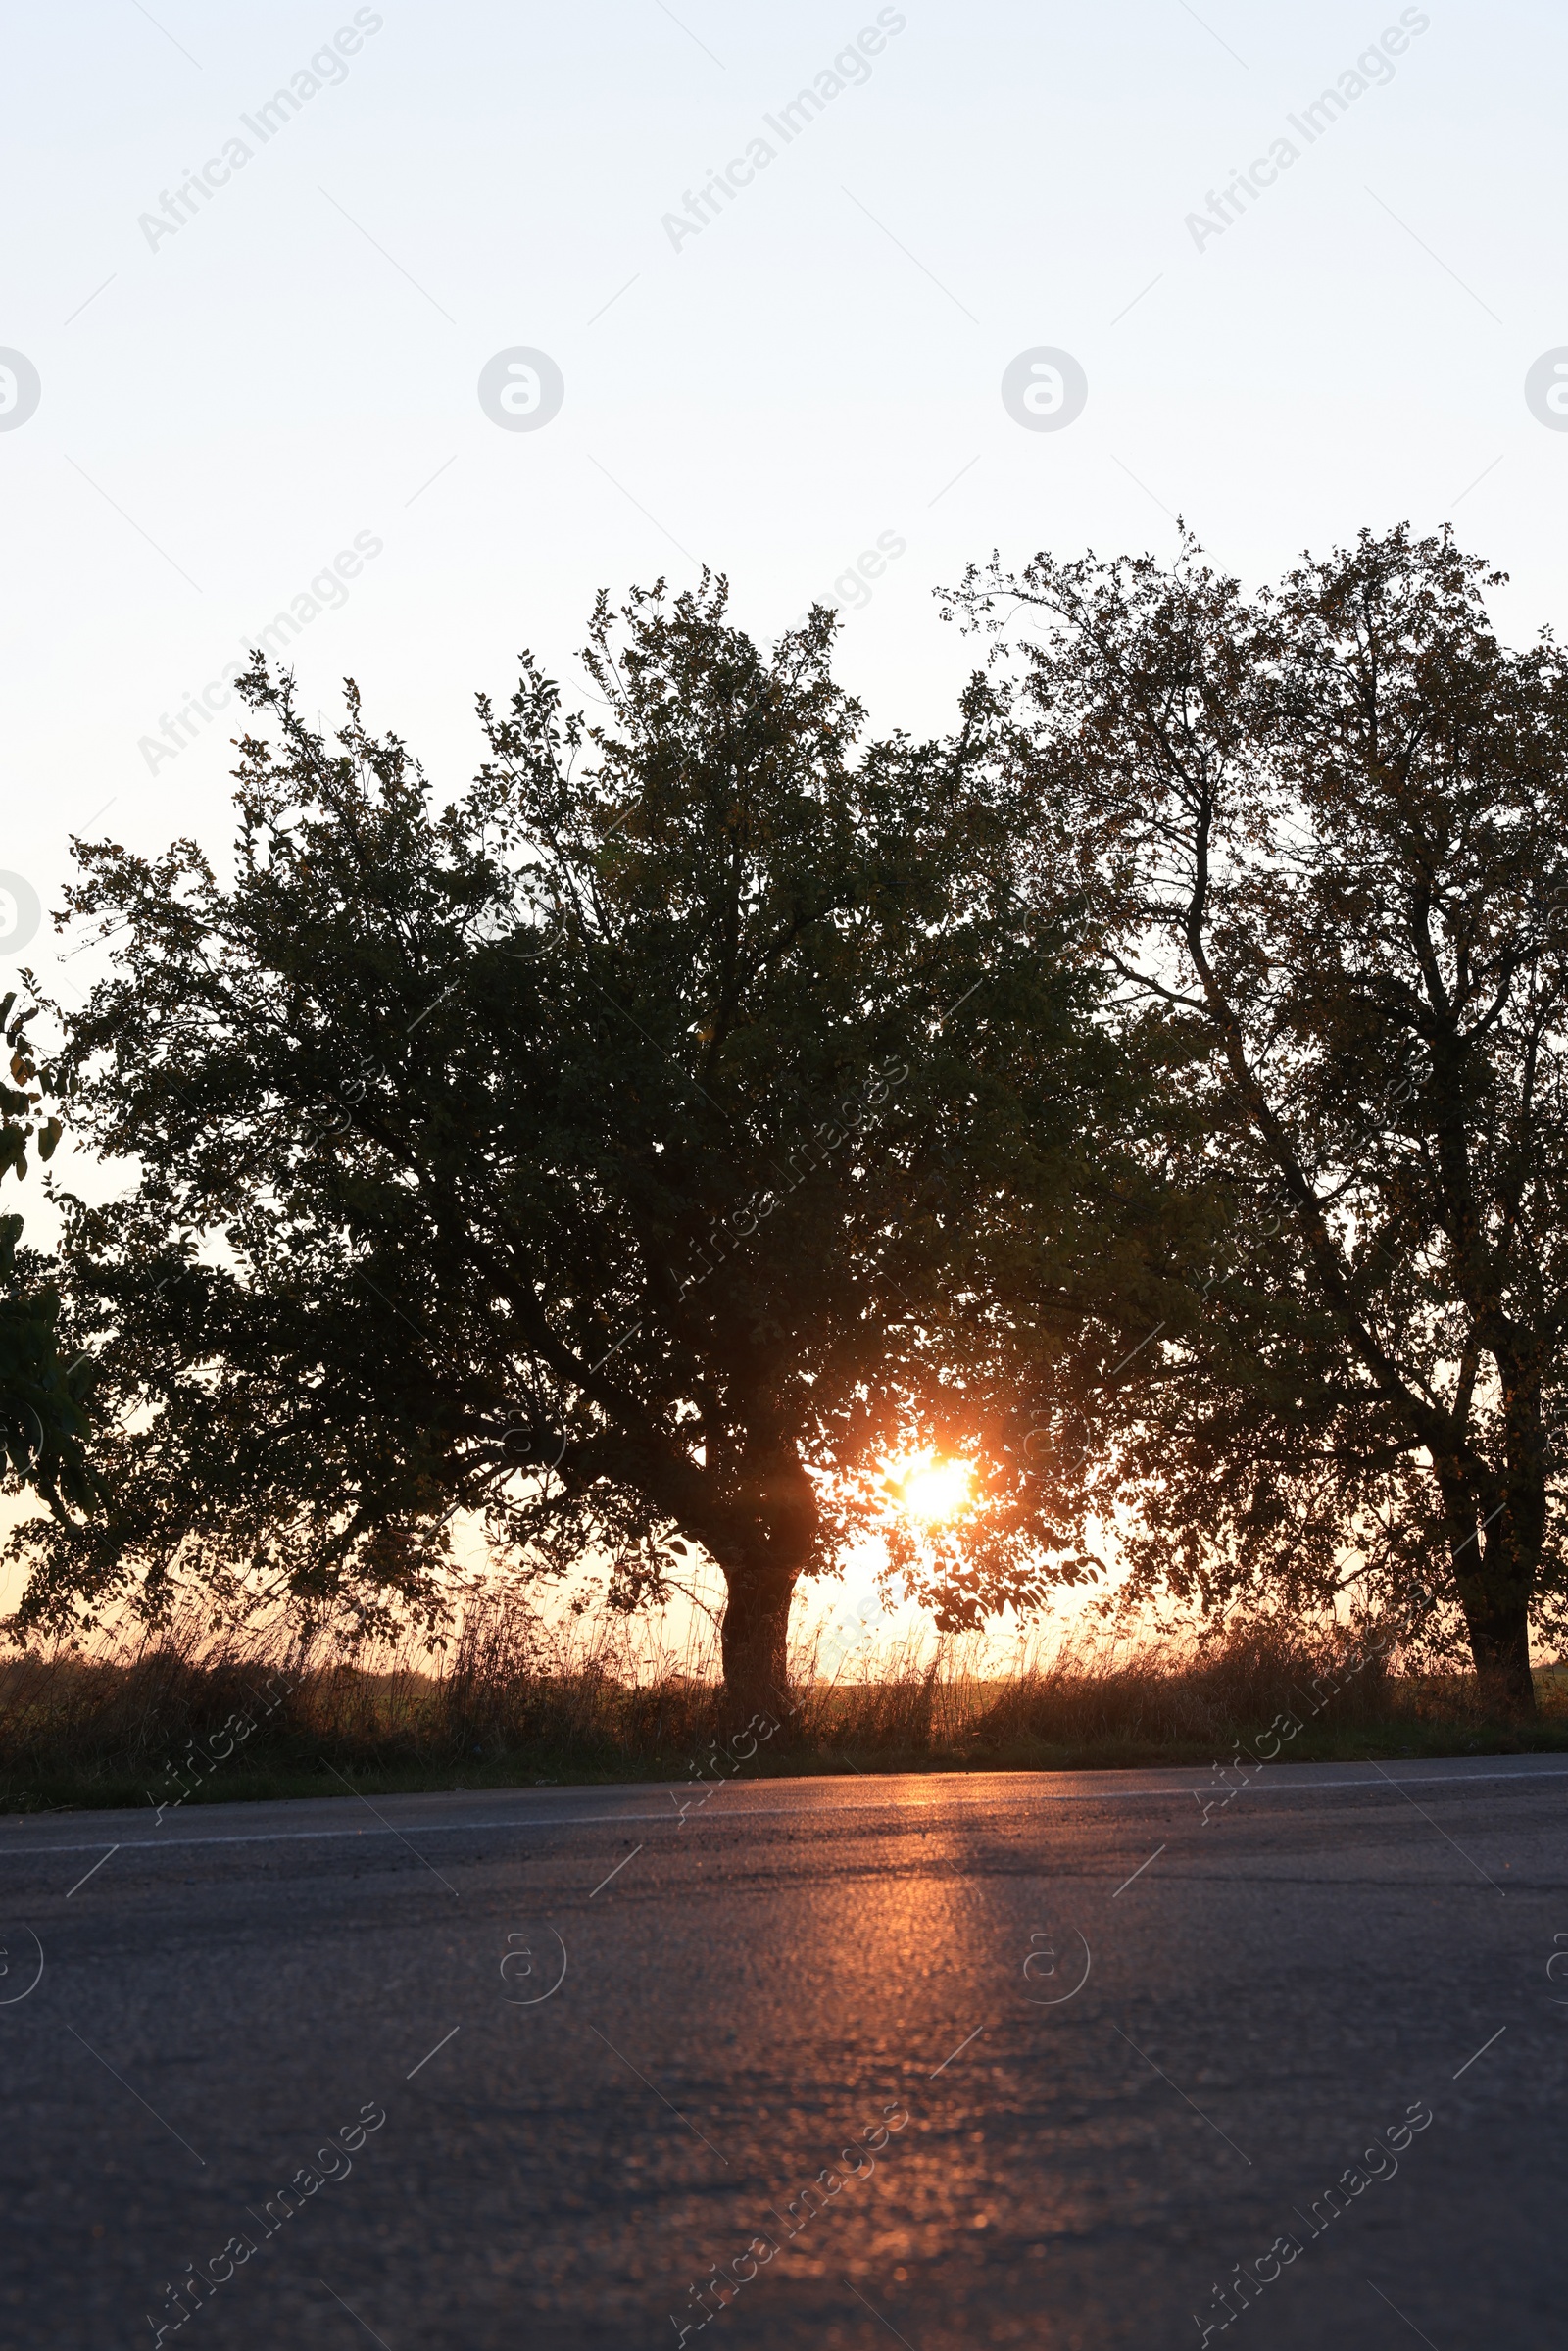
[19,580,1121,1711]
[950,524,1568,1715]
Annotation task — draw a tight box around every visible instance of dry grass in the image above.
[1,1600,1564,1814]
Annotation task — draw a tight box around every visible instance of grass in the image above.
[2,1602,1565,1815]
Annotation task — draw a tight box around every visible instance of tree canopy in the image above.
[19,579,1134,1711]
[950,522,1568,1714]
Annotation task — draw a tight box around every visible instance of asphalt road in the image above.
[1,1754,1564,2350]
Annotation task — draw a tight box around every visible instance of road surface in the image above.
[1,1755,1563,2348]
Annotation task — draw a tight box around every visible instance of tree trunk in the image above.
[710,1431,815,1731]
[1454,1576,1537,1720]
[1437,1459,1540,1723]
[718,1555,799,1732]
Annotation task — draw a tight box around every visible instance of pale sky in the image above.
[2,0,1562,1645]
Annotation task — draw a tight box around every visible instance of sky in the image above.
[2,0,1564,1646]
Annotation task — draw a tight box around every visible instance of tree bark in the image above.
[1436,1458,1540,1722]
[700,1410,817,1730]
[711,1431,814,1731]
[718,1555,800,1730]
[1453,1573,1537,1720]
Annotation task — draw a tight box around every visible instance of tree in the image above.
[950,524,1568,1716]
[0,994,96,1524]
[22,579,1116,1711]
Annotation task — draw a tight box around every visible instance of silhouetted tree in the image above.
[24,580,1120,1711]
[953,524,1568,1716]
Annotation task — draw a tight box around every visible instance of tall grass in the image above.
[0,1600,1561,1813]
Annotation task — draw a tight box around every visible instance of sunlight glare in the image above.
[888,1449,974,1526]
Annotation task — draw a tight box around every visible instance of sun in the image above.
[886,1449,974,1526]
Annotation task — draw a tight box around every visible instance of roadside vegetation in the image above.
[3,1604,1564,1814]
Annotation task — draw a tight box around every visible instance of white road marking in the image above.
[0,1761,1562,1864]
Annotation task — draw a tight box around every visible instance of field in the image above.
[3,1608,1565,1813]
